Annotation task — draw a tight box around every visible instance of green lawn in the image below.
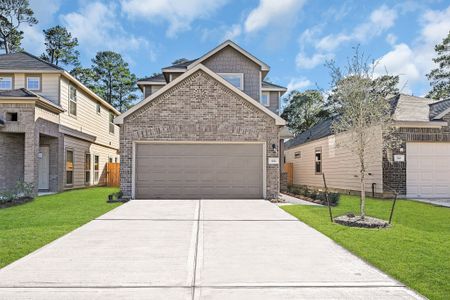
[0,187,121,269]
[282,195,450,300]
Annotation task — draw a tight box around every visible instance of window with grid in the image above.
[0,76,12,90]
[69,85,77,116]
[109,112,114,134]
[85,153,91,184]
[26,76,40,90]
[94,155,100,183]
[66,150,74,185]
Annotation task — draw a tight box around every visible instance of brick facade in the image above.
[120,69,280,199]
[382,114,450,196]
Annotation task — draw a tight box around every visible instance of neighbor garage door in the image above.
[134,143,264,199]
[407,142,450,198]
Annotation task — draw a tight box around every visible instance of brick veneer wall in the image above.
[120,69,280,199]
[0,132,24,190]
[203,46,261,101]
[382,114,450,196]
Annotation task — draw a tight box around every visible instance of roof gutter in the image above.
[394,120,448,128]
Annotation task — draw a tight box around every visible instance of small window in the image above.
[108,157,113,163]
[94,155,100,183]
[66,149,74,185]
[69,85,77,116]
[26,76,40,90]
[294,151,301,159]
[6,112,18,121]
[260,92,270,106]
[0,76,12,90]
[96,103,101,114]
[218,73,243,90]
[85,153,91,185]
[315,148,322,174]
[114,157,118,163]
[109,112,115,134]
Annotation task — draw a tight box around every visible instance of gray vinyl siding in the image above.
[203,45,261,101]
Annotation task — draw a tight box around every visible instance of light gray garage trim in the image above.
[132,142,266,199]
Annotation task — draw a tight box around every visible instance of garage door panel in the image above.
[407,143,450,198]
[135,143,263,199]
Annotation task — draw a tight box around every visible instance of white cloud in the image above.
[61,2,150,56]
[20,0,62,54]
[386,33,397,46]
[286,77,312,94]
[120,0,227,37]
[375,6,450,94]
[296,52,334,69]
[244,0,306,33]
[223,24,242,40]
[316,5,397,51]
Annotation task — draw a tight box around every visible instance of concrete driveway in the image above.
[0,199,422,299]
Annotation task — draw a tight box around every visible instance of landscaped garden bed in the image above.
[0,182,34,209]
[286,185,339,206]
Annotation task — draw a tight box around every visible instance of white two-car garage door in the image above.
[407,143,450,198]
[134,143,264,199]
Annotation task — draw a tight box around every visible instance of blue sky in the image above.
[23,0,450,99]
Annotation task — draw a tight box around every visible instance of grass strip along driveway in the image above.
[0,187,120,269]
[282,195,450,300]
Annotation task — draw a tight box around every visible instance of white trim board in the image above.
[114,64,285,126]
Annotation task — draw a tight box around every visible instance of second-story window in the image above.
[69,85,77,116]
[0,76,12,90]
[109,112,115,134]
[96,103,101,114]
[218,73,243,90]
[260,92,270,106]
[26,76,40,91]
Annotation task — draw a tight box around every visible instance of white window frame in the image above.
[260,91,270,107]
[94,154,100,183]
[109,112,115,134]
[0,76,13,90]
[68,85,77,116]
[217,73,244,90]
[26,76,40,91]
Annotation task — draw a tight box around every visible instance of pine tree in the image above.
[427,31,450,100]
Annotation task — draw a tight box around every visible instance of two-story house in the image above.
[0,52,120,194]
[115,40,289,200]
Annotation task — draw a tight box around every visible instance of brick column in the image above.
[24,130,38,194]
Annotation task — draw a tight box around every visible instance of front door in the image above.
[38,146,50,190]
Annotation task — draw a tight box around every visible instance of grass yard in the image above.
[282,195,450,300]
[0,187,121,269]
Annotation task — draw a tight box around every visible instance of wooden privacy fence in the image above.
[284,163,293,186]
[107,163,120,187]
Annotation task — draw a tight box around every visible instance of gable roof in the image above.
[285,117,335,149]
[0,51,63,71]
[115,64,285,126]
[286,94,450,149]
[429,98,450,120]
[0,88,65,114]
[262,80,287,92]
[187,40,270,72]
[162,59,198,71]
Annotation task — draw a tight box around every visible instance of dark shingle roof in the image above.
[162,59,197,70]
[285,117,335,149]
[0,88,37,98]
[138,73,166,82]
[262,80,287,90]
[0,51,63,71]
[429,98,450,120]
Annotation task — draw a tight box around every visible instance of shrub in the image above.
[287,185,340,206]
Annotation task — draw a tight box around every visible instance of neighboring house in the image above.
[285,94,450,199]
[0,52,120,194]
[115,40,289,199]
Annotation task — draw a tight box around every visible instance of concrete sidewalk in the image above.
[0,199,423,299]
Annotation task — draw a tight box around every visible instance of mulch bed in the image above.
[283,192,334,206]
[0,197,34,209]
[334,214,389,228]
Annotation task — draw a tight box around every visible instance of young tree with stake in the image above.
[326,49,399,219]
